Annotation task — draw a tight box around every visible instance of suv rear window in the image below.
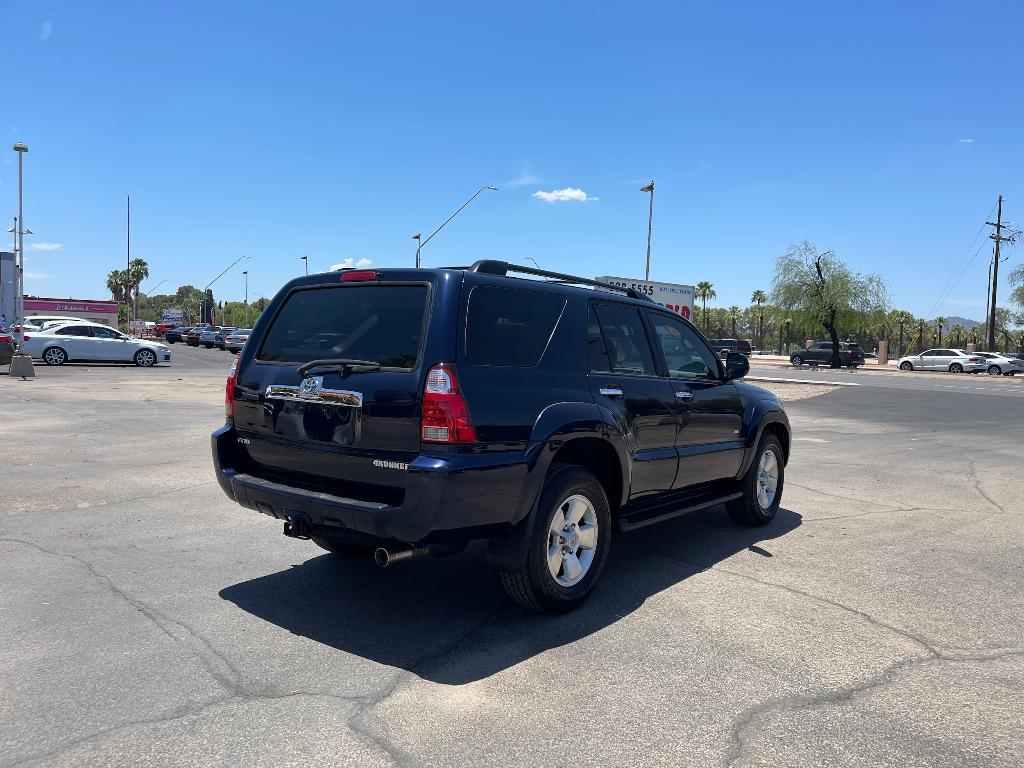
[465,286,565,367]
[257,285,427,368]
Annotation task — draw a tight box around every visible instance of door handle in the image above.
[675,391,694,400]
[599,387,624,398]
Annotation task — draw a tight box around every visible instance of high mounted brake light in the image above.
[225,356,239,420]
[340,270,379,282]
[421,363,477,443]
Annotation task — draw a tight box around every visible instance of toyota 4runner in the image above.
[212,261,791,612]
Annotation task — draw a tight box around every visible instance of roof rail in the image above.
[467,260,653,302]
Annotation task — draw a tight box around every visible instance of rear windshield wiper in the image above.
[297,358,382,377]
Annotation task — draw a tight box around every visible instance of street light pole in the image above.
[300,255,308,275]
[13,143,28,346]
[412,185,498,267]
[640,180,654,280]
[243,270,249,326]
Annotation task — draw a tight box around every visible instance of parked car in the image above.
[896,349,986,373]
[971,352,1024,376]
[790,341,865,368]
[214,327,238,350]
[164,326,191,343]
[0,326,14,366]
[185,328,204,346]
[22,322,171,366]
[212,262,791,613]
[223,328,251,353]
[21,314,83,331]
[199,326,231,349]
[707,338,752,357]
[863,352,878,361]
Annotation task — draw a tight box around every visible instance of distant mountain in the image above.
[935,316,984,330]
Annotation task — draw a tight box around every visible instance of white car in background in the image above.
[22,321,171,367]
[896,348,986,373]
[972,352,1024,376]
[20,315,82,331]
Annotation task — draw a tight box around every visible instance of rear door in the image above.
[588,303,678,501]
[645,310,744,486]
[231,279,433,496]
[52,325,94,359]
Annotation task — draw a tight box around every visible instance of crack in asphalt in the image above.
[1,479,216,520]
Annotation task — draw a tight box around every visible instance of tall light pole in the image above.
[13,143,28,346]
[300,254,308,275]
[412,185,498,268]
[242,270,249,326]
[640,180,654,281]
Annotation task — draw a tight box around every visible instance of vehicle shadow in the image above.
[220,506,801,685]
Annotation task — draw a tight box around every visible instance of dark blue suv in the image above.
[212,261,790,612]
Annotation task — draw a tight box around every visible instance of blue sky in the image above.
[4,0,1022,321]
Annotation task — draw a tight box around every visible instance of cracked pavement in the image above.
[1,347,1021,767]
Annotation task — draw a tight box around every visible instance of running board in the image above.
[617,491,742,532]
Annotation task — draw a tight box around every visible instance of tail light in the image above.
[225,357,239,420]
[22,335,30,341]
[421,364,477,443]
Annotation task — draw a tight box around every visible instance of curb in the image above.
[747,376,860,388]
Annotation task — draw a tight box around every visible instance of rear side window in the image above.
[258,285,427,368]
[464,286,565,367]
[590,304,657,376]
[56,326,91,337]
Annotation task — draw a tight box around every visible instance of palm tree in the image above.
[950,324,965,347]
[728,305,741,337]
[750,289,767,348]
[695,281,716,333]
[934,316,947,346]
[106,269,128,302]
[127,258,150,319]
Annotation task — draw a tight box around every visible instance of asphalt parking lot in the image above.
[2,346,1022,767]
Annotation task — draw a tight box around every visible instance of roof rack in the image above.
[467,260,653,302]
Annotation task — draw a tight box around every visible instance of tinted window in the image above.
[258,285,427,367]
[588,307,612,372]
[591,304,656,376]
[464,286,565,367]
[56,326,91,337]
[647,312,720,380]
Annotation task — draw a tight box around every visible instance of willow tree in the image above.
[771,241,889,368]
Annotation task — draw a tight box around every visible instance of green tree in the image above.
[106,269,128,303]
[127,258,149,318]
[728,305,741,338]
[771,241,889,368]
[695,281,716,333]
[949,324,965,347]
[750,289,767,348]
[934,316,947,347]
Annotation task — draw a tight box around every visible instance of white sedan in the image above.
[972,352,1024,376]
[23,322,171,367]
[896,348,986,373]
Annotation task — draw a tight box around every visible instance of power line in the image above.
[926,200,997,319]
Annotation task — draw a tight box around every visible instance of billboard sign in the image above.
[161,308,184,325]
[595,276,695,320]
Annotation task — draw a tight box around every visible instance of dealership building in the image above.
[24,296,120,326]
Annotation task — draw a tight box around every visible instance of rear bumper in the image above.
[211,424,530,544]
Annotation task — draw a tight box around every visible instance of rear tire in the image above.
[42,346,67,366]
[727,433,784,526]
[988,365,1001,376]
[949,363,963,373]
[791,355,803,366]
[312,538,372,558]
[499,465,611,614]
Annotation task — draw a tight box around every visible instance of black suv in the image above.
[790,341,865,368]
[212,262,791,612]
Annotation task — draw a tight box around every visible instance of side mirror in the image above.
[723,352,749,381]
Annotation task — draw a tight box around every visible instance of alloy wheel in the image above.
[546,494,599,587]
[755,449,779,510]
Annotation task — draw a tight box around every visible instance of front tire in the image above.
[727,433,784,526]
[134,349,157,367]
[499,466,611,614]
[949,363,963,373]
[900,361,913,371]
[42,346,67,366]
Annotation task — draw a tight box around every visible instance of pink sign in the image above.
[24,297,119,315]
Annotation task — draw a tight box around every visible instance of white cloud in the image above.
[957,138,974,144]
[29,242,62,251]
[532,187,598,203]
[25,272,51,280]
[329,257,373,270]
[39,21,52,40]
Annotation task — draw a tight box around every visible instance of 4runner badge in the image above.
[373,460,408,471]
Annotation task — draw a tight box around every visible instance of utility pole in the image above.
[641,180,654,280]
[985,195,1012,351]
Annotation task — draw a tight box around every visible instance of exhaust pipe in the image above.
[374,546,429,568]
